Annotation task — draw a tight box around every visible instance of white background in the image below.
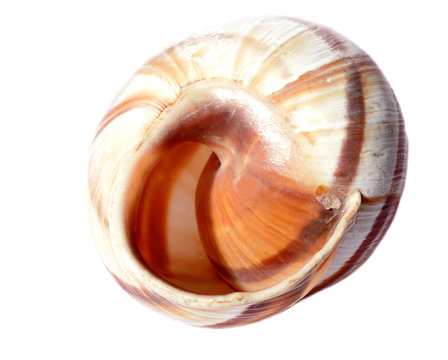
[1,1,447,359]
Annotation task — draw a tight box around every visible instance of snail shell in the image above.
[88,17,407,327]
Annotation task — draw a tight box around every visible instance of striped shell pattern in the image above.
[88,17,407,327]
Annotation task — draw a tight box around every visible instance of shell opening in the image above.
[127,79,363,296]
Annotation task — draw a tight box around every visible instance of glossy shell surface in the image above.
[88,17,407,327]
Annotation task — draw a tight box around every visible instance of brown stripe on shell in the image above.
[307,99,407,295]
[360,195,388,205]
[204,206,340,284]
[269,24,367,190]
[134,142,206,279]
[306,23,347,52]
[302,18,367,189]
[95,96,167,139]
[332,65,365,186]
[266,20,371,294]
[299,22,406,295]
[269,55,371,103]
[305,19,367,192]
